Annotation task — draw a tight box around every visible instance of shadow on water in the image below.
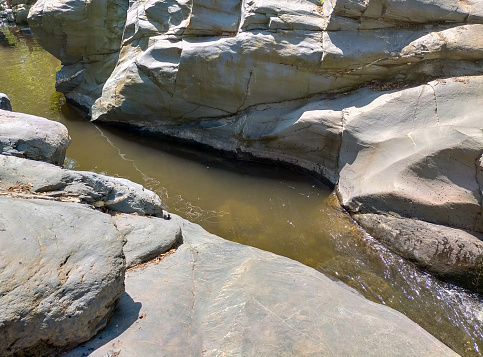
[1,25,482,356]
[63,293,142,357]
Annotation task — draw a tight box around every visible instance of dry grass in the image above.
[127,248,178,272]
[7,181,32,193]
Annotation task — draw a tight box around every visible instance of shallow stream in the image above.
[1,25,482,356]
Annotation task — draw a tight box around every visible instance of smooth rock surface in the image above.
[66,218,459,357]
[0,109,70,165]
[112,213,182,268]
[28,0,128,109]
[0,155,166,215]
[0,197,125,356]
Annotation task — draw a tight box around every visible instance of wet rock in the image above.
[0,109,70,165]
[0,155,166,215]
[66,218,459,357]
[354,213,483,293]
[0,197,125,356]
[0,93,12,111]
[112,213,182,268]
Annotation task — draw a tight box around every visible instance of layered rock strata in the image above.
[27,0,483,291]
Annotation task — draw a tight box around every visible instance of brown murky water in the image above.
[1,25,482,356]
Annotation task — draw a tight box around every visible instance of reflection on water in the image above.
[1,25,482,356]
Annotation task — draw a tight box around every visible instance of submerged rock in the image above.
[19,27,32,35]
[354,213,483,293]
[0,109,70,165]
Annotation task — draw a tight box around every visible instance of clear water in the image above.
[1,25,482,356]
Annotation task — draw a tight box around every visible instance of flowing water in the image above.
[1,25,482,356]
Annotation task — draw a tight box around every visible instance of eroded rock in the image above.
[354,213,483,292]
[28,0,128,109]
[337,77,483,232]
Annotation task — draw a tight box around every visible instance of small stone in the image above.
[0,93,12,111]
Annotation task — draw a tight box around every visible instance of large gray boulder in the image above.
[335,76,483,291]
[337,77,483,233]
[0,155,166,215]
[66,218,458,357]
[0,197,125,356]
[0,109,70,165]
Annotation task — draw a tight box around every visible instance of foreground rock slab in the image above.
[66,219,458,357]
[0,109,70,165]
[0,197,125,356]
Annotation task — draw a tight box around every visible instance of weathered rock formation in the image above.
[0,155,166,215]
[28,0,483,291]
[0,110,460,355]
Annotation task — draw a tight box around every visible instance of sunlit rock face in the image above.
[28,0,483,291]
[28,0,128,109]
